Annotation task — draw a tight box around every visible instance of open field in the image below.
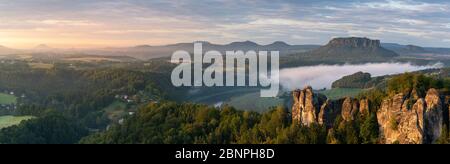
[0,115,34,129]
[0,93,17,104]
[28,62,54,69]
[226,92,285,113]
[318,88,365,100]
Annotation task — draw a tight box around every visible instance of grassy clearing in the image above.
[0,115,34,129]
[103,101,127,121]
[0,93,17,104]
[318,88,365,100]
[226,92,285,113]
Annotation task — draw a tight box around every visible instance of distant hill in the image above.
[63,54,139,62]
[331,68,450,89]
[86,41,320,60]
[0,45,20,55]
[33,44,56,52]
[382,43,450,55]
[3,37,449,63]
[331,72,384,89]
[305,37,398,60]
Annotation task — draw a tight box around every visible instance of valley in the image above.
[0,37,449,144]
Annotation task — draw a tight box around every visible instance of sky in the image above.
[0,0,449,49]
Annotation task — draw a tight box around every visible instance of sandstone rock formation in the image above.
[292,86,327,126]
[359,99,370,117]
[328,37,381,48]
[292,87,371,127]
[341,97,359,121]
[319,99,343,128]
[291,86,449,144]
[377,89,445,144]
[424,89,443,143]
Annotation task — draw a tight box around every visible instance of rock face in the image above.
[377,89,445,144]
[424,89,443,143]
[291,86,448,144]
[292,86,328,126]
[359,99,370,117]
[341,98,359,121]
[445,96,450,127]
[291,87,358,128]
[319,99,343,128]
[328,37,381,48]
[376,93,424,144]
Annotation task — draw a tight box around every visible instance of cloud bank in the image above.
[0,0,449,48]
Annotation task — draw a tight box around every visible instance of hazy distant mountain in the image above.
[382,43,450,55]
[86,41,320,60]
[304,37,398,60]
[32,44,56,52]
[0,45,20,55]
[35,44,51,49]
[3,37,448,62]
[382,43,427,55]
[425,48,450,54]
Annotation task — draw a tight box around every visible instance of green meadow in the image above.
[0,116,35,129]
[0,93,17,104]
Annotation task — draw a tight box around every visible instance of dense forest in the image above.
[0,59,449,144]
[79,73,450,144]
[0,61,179,130]
[0,111,88,144]
[77,101,389,144]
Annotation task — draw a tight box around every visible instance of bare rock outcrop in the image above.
[319,99,343,128]
[328,37,381,48]
[292,86,327,126]
[424,89,443,143]
[291,86,448,144]
[341,97,359,121]
[359,99,370,117]
[377,89,445,144]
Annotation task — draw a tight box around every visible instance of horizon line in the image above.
[3,39,450,50]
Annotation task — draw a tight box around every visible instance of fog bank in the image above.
[279,63,442,90]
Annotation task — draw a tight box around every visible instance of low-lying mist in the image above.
[279,62,443,91]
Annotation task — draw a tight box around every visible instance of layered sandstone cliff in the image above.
[291,86,450,144]
[328,37,381,48]
[377,89,445,144]
[292,86,327,126]
[292,87,371,128]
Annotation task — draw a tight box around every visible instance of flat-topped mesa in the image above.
[328,37,381,48]
[308,37,398,59]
